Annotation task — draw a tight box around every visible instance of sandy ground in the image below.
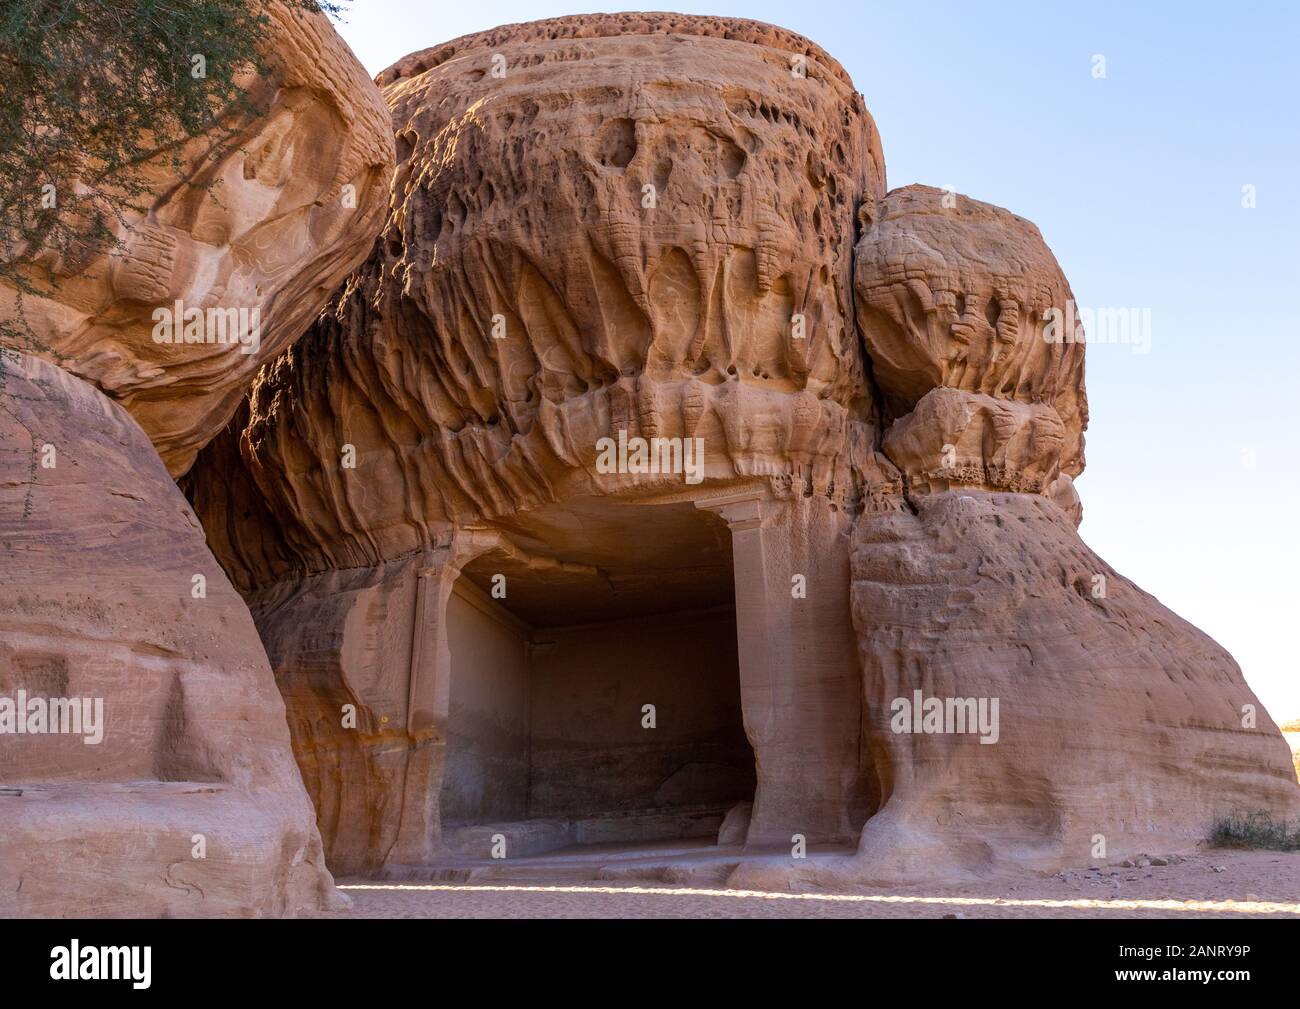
[331,848,1300,919]
[333,735,1300,919]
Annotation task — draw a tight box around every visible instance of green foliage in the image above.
[1210,811,1300,851]
[0,0,344,352]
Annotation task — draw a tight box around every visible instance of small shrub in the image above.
[1210,811,1300,852]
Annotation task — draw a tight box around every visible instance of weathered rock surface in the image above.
[855,184,1088,522]
[844,491,1299,878]
[0,4,393,916]
[0,350,337,915]
[191,12,887,583]
[836,182,1298,873]
[182,13,1297,883]
[0,4,394,476]
[190,13,890,871]
[855,186,1087,436]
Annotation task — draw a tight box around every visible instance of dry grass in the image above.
[1211,811,1300,851]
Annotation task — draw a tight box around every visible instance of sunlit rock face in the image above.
[855,186,1087,428]
[839,491,1300,882]
[193,12,890,586]
[0,351,338,916]
[0,4,393,916]
[854,184,1088,522]
[830,184,1299,878]
[188,14,892,872]
[0,3,395,476]
[189,14,1297,882]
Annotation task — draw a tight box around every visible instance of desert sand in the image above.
[331,848,1300,919]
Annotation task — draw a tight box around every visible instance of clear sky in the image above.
[331,1,1300,721]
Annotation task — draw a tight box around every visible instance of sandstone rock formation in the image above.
[832,184,1295,875]
[855,185,1088,523]
[187,13,1299,885]
[0,351,335,915]
[1,4,394,915]
[0,3,394,477]
[190,12,889,872]
[198,10,886,579]
[845,492,1298,879]
[185,15,1300,884]
[188,13,1300,884]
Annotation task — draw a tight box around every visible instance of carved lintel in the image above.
[693,487,770,531]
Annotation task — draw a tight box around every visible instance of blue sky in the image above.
[333,1,1300,720]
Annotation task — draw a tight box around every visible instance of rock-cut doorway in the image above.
[438,497,756,859]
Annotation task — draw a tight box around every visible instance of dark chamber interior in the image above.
[439,498,756,856]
